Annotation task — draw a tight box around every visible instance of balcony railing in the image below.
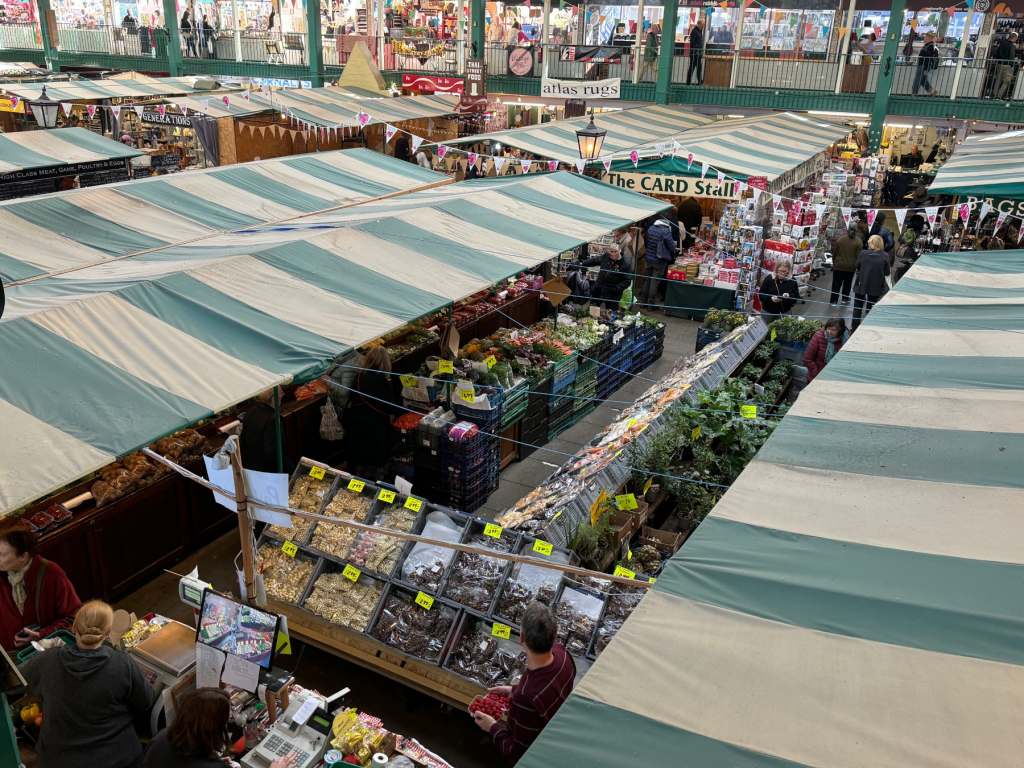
[0,22,42,50]
[55,23,168,58]
[182,29,309,66]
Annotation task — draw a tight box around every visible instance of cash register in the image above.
[240,691,338,768]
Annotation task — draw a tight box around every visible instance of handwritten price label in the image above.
[458,387,476,404]
[415,591,434,610]
[342,564,361,582]
[648,577,657,584]
[615,493,638,511]
[347,479,365,493]
[484,355,497,369]
[404,497,423,513]
[377,489,396,504]
[308,466,326,480]
[532,539,553,556]
[491,623,512,639]
[437,359,454,374]
[613,565,636,579]
[483,523,503,539]
[281,541,298,558]
[399,374,418,388]
[740,404,758,419]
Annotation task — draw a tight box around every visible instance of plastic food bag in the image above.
[401,511,461,591]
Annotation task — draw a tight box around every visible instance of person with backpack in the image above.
[913,32,939,95]
[641,217,678,308]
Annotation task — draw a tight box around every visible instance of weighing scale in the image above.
[128,620,197,734]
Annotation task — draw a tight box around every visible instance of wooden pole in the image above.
[227,442,259,604]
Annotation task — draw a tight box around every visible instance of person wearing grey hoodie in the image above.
[22,600,154,768]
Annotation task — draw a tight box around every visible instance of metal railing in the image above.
[484,42,638,80]
[55,22,168,57]
[183,29,309,66]
[891,56,1024,101]
[0,22,42,50]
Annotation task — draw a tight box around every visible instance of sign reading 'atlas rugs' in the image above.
[541,77,621,100]
[602,171,738,199]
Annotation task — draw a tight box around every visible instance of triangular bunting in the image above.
[958,202,971,224]
[411,135,424,153]
[60,102,73,117]
[520,158,532,174]
[924,205,939,227]
[548,160,557,172]
[385,123,398,144]
[700,162,709,180]
[686,152,694,170]
[772,194,783,211]
[893,207,908,231]
[574,159,586,174]
[977,201,992,231]
[629,149,639,167]
[995,211,1008,232]
[866,208,877,228]
[493,156,507,175]
[716,170,725,185]
[467,151,479,168]
[110,105,121,120]
[840,207,852,228]
[602,158,612,174]
[86,104,97,119]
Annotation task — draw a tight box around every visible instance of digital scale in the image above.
[240,691,343,768]
[128,620,197,735]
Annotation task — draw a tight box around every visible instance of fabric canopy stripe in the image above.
[0,148,443,283]
[520,249,1024,768]
[929,129,1024,198]
[0,127,142,175]
[0,170,666,516]
[0,76,235,102]
[444,106,714,164]
[250,87,460,128]
[169,95,268,118]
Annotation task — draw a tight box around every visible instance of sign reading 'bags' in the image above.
[541,77,620,100]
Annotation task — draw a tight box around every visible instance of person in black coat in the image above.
[342,347,403,480]
[852,234,891,330]
[239,387,291,474]
[687,18,705,85]
[758,261,799,317]
[580,247,634,308]
[641,217,678,307]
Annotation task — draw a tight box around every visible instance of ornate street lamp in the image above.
[575,110,607,161]
[30,85,59,129]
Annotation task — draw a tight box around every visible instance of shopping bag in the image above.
[320,399,344,441]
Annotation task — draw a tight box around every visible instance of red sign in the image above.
[401,74,464,94]
[747,176,768,191]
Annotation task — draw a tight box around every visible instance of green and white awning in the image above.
[445,105,714,164]
[0,76,234,102]
[249,87,460,129]
[169,94,269,119]
[521,249,1024,768]
[0,127,141,178]
[929,129,1024,199]
[0,167,665,515]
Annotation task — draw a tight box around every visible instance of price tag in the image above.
[613,329,624,345]
[740,404,758,419]
[483,523,503,539]
[342,564,361,582]
[491,622,512,639]
[642,477,653,495]
[532,539,553,556]
[613,565,636,579]
[770,327,778,341]
[347,478,365,493]
[459,389,476,404]
[399,374,418,388]
[615,493,638,511]
[627,548,633,561]
[692,425,702,440]
[415,591,434,610]
[377,489,396,504]
[484,355,497,369]
[281,541,298,558]
[648,577,657,584]
[404,496,423,513]
[308,466,326,480]
[627,418,638,428]
[437,359,454,374]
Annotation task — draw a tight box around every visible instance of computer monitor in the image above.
[197,589,280,670]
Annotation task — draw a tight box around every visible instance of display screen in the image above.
[198,590,279,669]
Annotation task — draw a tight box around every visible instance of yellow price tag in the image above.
[281,540,298,558]
[483,523,503,539]
[458,387,475,404]
[399,374,418,388]
[648,577,657,584]
[627,418,638,428]
[627,548,633,561]
[484,355,497,369]
[491,622,512,639]
[347,478,365,493]
[308,466,326,480]
[613,565,636,579]
[342,564,361,582]
[615,493,638,511]
[740,404,758,419]
[692,425,702,440]
[404,497,423,513]
[589,489,608,525]
[378,489,396,504]
[437,359,454,374]
[642,477,653,495]
[415,591,434,610]
[532,539,553,556]
[770,327,778,341]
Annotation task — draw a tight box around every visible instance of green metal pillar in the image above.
[35,0,59,71]
[161,0,181,75]
[868,0,906,152]
[654,0,678,104]
[470,0,484,60]
[273,386,284,473]
[306,0,324,86]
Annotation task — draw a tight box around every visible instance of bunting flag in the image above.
[493,156,507,175]
[716,170,725,185]
[866,208,877,228]
[925,205,939,226]
[751,187,763,204]
[574,159,586,173]
[630,149,640,167]
[687,152,694,169]
[156,104,166,117]
[548,160,558,172]
[221,95,230,106]
[700,162,709,180]
[86,104,97,119]
[893,207,908,231]
[602,158,612,174]
[672,140,681,155]
[772,193,783,211]
[995,211,1008,232]
[814,203,826,222]
[9,95,17,110]
[385,124,398,144]
[520,158,532,174]
[110,105,121,120]
[437,145,448,159]
[411,135,424,153]
[60,102,73,117]
[357,111,371,128]
[840,206,852,228]
[201,98,210,110]
[977,201,993,231]
[958,202,971,224]
[467,152,479,168]
[242,91,250,101]
[736,181,747,196]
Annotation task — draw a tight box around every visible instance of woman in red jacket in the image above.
[803,318,848,382]
[0,522,81,650]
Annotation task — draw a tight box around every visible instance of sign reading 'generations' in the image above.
[541,77,620,100]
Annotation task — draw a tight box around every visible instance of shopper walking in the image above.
[991,33,1019,100]
[640,23,660,81]
[687,18,705,85]
[202,14,216,58]
[803,318,848,381]
[641,216,678,308]
[758,261,799,318]
[913,32,938,95]
[180,9,199,57]
[23,600,154,768]
[852,234,890,330]
[830,224,861,305]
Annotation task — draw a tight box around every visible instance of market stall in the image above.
[518,247,1024,768]
[249,86,460,129]
[929,128,1024,202]
[0,75,234,102]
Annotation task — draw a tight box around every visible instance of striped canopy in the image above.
[169,95,269,119]
[929,129,1024,198]
[0,76,234,102]
[445,106,714,164]
[249,87,460,129]
[0,127,141,176]
[0,167,666,516]
[521,249,1024,768]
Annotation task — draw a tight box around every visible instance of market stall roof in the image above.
[618,111,850,181]
[249,87,460,128]
[928,129,1024,198]
[0,62,48,78]
[0,169,666,516]
[0,147,442,283]
[520,248,1024,768]
[0,76,235,102]
[0,127,142,179]
[443,106,714,164]
[168,94,270,119]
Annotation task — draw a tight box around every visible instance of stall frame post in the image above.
[729,3,745,89]
[376,0,385,69]
[867,0,906,153]
[541,0,552,79]
[161,0,182,75]
[232,0,242,62]
[834,0,856,94]
[470,0,484,59]
[949,8,973,100]
[229,444,259,604]
[35,0,59,70]
[457,0,466,74]
[654,0,678,104]
[305,0,324,86]
[631,0,645,84]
